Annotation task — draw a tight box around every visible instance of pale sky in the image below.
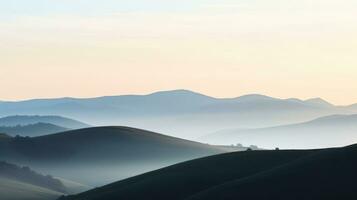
[1,0,357,105]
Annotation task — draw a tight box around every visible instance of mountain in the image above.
[59,144,357,200]
[1,90,355,139]
[200,114,357,149]
[0,115,90,129]
[0,123,68,137]
[0,161,65,200]
[0,126,228,186]
[304,97,334,107]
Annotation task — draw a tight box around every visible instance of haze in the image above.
[1,0,357,105]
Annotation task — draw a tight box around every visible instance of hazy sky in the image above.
[1,0,357,105]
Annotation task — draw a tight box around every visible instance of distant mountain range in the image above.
[60,144,357,200]
[0,126,230,186]
[1,90,356,139]
[0,115,90,129]
[200,114,357,149]
[0,123,68,137]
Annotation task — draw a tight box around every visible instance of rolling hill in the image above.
[0,161,65,200]
[1,90,356,139]
[0,126,228,186]
[59,144,357,200]
[0,123,68,137]
[200,114,357,149]
[0,161,66,193]
[0,115,90,129]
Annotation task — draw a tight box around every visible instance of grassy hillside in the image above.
[0,123,68,137]
[0,126,227,186]
[60,144,357,200]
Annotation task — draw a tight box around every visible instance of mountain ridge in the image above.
[0,90,355,139]
[0,115,90,129]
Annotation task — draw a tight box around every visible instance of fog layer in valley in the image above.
[1,90,357,140]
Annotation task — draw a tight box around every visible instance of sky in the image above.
[1,0,357,105]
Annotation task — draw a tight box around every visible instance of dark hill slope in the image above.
[59,149,316,200]
[61,144,357,200]
[189,144,357,200]
[0,127,226,185]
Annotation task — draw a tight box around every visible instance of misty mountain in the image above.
[0,123,68,137]
[200,114,357,149]
[1,90,356,139]
[0,126,228,186]
[0,115,90,129]
[304,97,334,107]
[59,144,357,200]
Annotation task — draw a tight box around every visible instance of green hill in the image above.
[60,144,357,200]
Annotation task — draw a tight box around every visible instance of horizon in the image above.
[0,89,354,106]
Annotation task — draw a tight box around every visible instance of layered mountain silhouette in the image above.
[1,90,356,139]
[0,123,68,137]
[0,161,66,200]
[0,115,90,129]
[201,114,357,149]
[59,144,357,200]
[0,126,228,186]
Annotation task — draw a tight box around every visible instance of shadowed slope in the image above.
[188,144,357,200]
[60,144,357,200]
[59,149,316,200]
